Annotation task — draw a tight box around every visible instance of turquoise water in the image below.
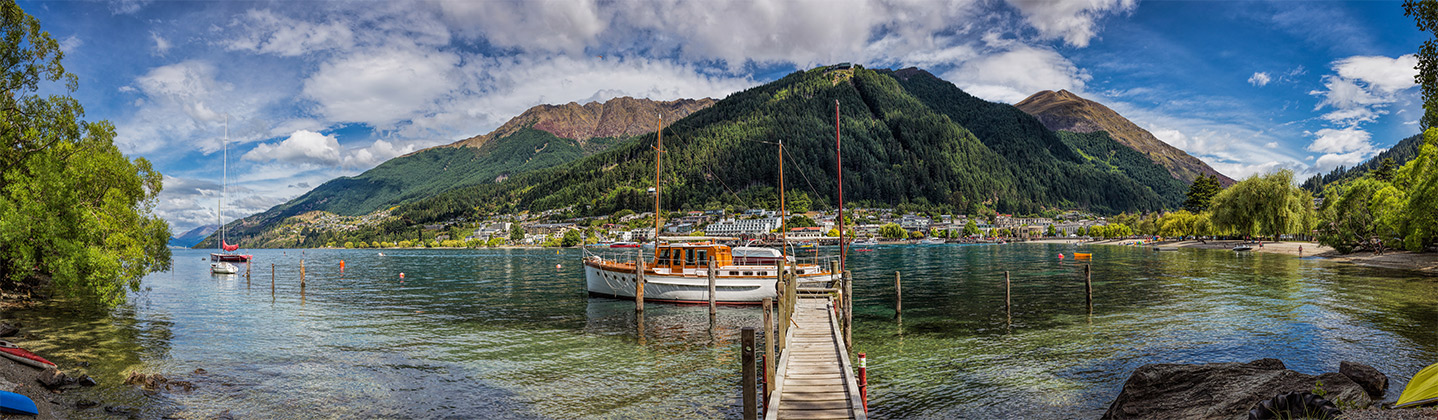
[7,244,1436,419]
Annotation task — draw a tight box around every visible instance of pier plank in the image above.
[765,296,866,420]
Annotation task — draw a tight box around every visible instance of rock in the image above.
[75,399,99,409]
[124,372,168,390]
[167,380,194,392]
[76,375,97,387]
[36,368,68,389]
[1340,361,1389,400]
[1102,359,1372,420]
[0,323,18,337]
[193,368,207,375]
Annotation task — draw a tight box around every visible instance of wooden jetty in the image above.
[755,262,866,420]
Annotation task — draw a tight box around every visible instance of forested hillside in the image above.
[394,66,1180,227]
[1301,133,1424,194]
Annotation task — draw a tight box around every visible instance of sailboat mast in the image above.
[221,115,227,249]
[653,113,662,260]
[779,140,787,255]
[836,99,845,271]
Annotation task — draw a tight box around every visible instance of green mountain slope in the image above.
[1301,133,1424,194]
[393,66,1178,228]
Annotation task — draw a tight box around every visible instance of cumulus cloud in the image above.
[945,41,1090,103]
[243,130,342,165]
[1310,54,1417,126]
[302,44,461,128]
[1307,127,1378,172]
[151,31,171,56]
[59,35,83,53]
[116,61,232,154]
[344,139,417,168]
[1004,0,1137,47]
[1248,72,1271,87]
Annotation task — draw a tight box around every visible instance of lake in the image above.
[9,244,1436,419]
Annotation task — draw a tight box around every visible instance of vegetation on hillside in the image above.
[0,1,171,305]
[1301,134,1424,193]
[1316,129,1438,253]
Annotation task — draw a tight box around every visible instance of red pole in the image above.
[858,352,868,412]
[836,99,845,272]
[760,355,768,415]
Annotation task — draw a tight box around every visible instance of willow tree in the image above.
[1208,170,1316,238]
[0,0,170,305]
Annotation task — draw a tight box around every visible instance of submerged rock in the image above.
[75,399,98,409]
[0,323,19,337]
[76,374,97,387]
[1102,359,1372,420]
[1340,361,1388,400]
[36,368,68,389]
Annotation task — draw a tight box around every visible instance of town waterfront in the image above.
[7,244,1436,419]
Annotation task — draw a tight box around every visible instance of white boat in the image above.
[921,237,946,245]
[1233,244,1254,252]
[584,242,836,304]
[211,116,251,274]
[854,238,878,246]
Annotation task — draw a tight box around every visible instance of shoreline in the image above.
[1085,239,1438,275]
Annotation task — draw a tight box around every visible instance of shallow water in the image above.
[6,245,1435,419]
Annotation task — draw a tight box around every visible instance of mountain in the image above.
[1301,133,1425,194]
[169,224,216,248]
[1014,89,1235,186]
[198,96,713,248]
[385,66,1185,230]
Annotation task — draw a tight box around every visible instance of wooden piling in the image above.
[271,263,276,295]
[708,259,717,318]
[843,270,853,350]
[1085,264,1092,307]
[1005,270,1011,310]
[762,297,775,396]
[894,271,902,318]
[636,258,646,313]
[300,259,306,290]
[776,261,787,356]
[246,262,251,287]
[742,326,757,420]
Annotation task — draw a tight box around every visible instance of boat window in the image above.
[697,250,708,266]
[730,271,739,276]
[671,249,683,267]
[658,249,671,266]
[685,249,697,266]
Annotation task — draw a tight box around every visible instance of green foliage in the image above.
[1406,0,1438,129]
[1157,210,1203,238]
[510,224,525,242]
[1090,223,1133,239]
[879,223,907,239]
[0,1,171,305]
[561,229,581,247]
[1057,130,1187,208]
[1316,177,1388,253]
[1373,158,1397,182]
[1209,170,1316,237]
[1045,224,1057,236]
[1397,128,1438,251]
[1302,134,1425,193]
[962,219,979,236]
[786,215,817,228]
[1184,175,1222,213]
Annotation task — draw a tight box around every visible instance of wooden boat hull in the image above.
[584,259,835,304]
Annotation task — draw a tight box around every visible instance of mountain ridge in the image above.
[1015,89,1235,186]
[439,96,715,150]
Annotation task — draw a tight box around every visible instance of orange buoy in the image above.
[556,264,562,269]
[340,260,345,272]
[399,272,405,279]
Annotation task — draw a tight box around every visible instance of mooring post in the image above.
[271,263,276,295]
[742,327,757,420]
[1085,264,1093,307]
[858,352,869,413]
[762,297,775,397]
[894,271,902,319]
[843,270,853,350]
[246,262,251,287]
[300,259,306,290]
[635,258,646,313]
[1006,270,1012,310]
[776,261,787,356]
[708,259,717,319]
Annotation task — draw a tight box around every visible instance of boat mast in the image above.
[779,139,787,256]
[836,99,845,271]
[221,115,227,251]
[653,113,662,260]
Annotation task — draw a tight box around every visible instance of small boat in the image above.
[1398,362,1438,408]
[0,341,55,369]
[920,238,946,245]
[0,390,38,415]
[1233,244,1254,252]
[854,238,878,246]
[211,117,252,272]
[1073,252,1092,259]
[210,261,238,274]
[610,242,641,248]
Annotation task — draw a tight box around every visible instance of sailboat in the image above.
[211,116,250,274]
[582,113,838,304]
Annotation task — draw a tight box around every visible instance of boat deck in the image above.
[766,296,866,420]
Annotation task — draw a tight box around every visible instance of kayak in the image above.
[1073,253,1092,259]
[1397,362,1438,408]
[0,390,37,415]
[0,341,55,369]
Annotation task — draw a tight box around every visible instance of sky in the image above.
[16,0,1425,234]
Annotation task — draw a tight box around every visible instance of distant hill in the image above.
[198,97,713,248]
[1015,90,1235,186]
[389,66,1184,229]
[169,224,216,248]
[1301,133,1424,194]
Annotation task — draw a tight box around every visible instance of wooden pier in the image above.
[765,295,866,420]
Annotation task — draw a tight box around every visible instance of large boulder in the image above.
[1102,359,1372,420]
[1339,361,1388,400]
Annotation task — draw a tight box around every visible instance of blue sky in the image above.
[17,0,1424,233]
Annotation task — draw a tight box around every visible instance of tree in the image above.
[1045,224,1057,237]
[1209,170,1317,238]
[786,215,818,228]
[1076,226,1087,237]
[510,224,525,242]
[1406,0,1438,129]
[879,223,907,239]
[962,219,980,236]
[1184,175,1222,213]
[0,1,171,306]
[562,229,582,247]
[1373,158,1397,182]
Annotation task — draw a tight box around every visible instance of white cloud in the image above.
[302,44,460,128]
[1310,54,1418,126]
[1333,55,1419,93]
[151,31,171,56]
[1248,72,1271,87]
[59,35,83,53]
[117,61,234,154]
[1306,127,1372,154]
[225,9,356,56]
[344,139,417,168]
[243,130,342,166]
[945,43,1090,103]
[1004,0,1137,47]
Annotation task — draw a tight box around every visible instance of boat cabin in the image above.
[655,243,733,270]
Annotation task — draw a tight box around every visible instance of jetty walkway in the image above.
[765,295,866,420]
